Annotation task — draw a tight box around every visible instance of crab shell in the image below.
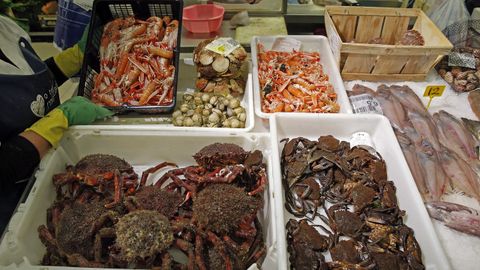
[74,154,135,177]
[114,210,173,261]
[193,143,248,169]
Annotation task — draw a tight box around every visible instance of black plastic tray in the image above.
[78,0,183,114]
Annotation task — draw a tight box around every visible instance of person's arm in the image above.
[0,135,41,186]
[19,130,51,158]
[0,97,113,185]
[44,25,88,86]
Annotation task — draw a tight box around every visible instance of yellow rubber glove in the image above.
[53,24,88,77]
[26,97,113,147]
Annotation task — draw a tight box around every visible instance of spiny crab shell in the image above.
[193,142,248,170]
[192,183,263,234]
[56,200,118,260]
[114,210,173,261]
[73,154,135,176]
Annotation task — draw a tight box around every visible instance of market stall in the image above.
[0,0,479,269]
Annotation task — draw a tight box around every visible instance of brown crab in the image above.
[320,204,364,238]
[281,135,425,270]
[329,239,375,269]
[286,219,330,270]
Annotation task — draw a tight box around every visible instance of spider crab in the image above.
[38,198,121,267]
[189,183,266,269]
[52,154,138,207]
[155,143,267,197]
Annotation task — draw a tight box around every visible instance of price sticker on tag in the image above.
[423,85,445,110]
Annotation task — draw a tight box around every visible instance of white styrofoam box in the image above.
[0,131,278,269]
[269,114,451,270]
[251,35,353,119]
[72,59,254,133]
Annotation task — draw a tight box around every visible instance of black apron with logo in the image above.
[0,37,59,141]
[0,38,59,234]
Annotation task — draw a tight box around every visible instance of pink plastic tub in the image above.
[183,4,225,33]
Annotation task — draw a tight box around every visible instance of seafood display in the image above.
[38,143,268,268]
[350,84,480,200]
[437,47,480,93]
[281,135,424,269]
[349,84,480,237]
[193,38,247,79]
[91,16,178,107]
[468,89,480,119]
[172,92,247,128]
[193,38,248,96]
[256,42,339,113]
[195,76,246,96]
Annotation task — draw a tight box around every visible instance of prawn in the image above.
[92,16,177,107]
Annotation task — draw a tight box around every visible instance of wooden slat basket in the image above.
[325,6,453,81]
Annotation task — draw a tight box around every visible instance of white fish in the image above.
[426,201,480,237]
[434,110,478,161]
[416,139,447,201]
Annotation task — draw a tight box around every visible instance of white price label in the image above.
[205,38,240,56]
[349,94,383,115]
[271,37,302,52]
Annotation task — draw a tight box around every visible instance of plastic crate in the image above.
[78,0,184,114]
[0,131,278,269]
[270,114,452,270]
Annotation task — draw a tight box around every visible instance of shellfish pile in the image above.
[437,47,480,93]
[193,38,248,96]
[281,135,425,269]
[172,92,247,128]
[92,16,178,107]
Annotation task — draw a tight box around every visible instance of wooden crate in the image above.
[325,6,453,81]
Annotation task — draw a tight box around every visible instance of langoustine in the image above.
[92,16,178,107]
[256,43,339,113]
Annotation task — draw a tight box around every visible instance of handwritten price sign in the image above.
[423,85,445,97]
[423,85,446,110]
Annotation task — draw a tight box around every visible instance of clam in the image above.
[212,56,230,74]
[199,52,214,66]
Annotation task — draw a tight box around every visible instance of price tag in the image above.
[423,85,445,97]
[205,38,240,56]
[423,85,445,110]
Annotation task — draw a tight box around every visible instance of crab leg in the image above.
[105,170,123,208]
[140,162,178,186]
[207,232,232,270]
[195,235,208,270]
[94,228,115,261]
[67,253,105,268]
[248,168,267,196]
[174,239,196,270]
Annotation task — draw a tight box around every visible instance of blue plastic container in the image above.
[54,0,91,50]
